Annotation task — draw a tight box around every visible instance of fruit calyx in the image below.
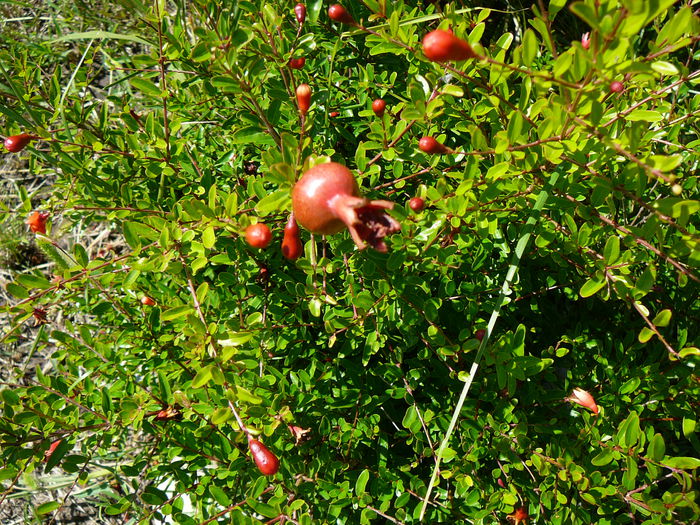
[422,29,477,62]
[248,435,280,476]
[292,162,400,252]
[282,213,303,260]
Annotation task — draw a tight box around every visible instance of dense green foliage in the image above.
[1,0,699,523]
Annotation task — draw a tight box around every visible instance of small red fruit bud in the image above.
[296,83,311,115]
[329,111,340,117]
[497,477,506,488]
[408,197,425,212]
[248,437,280,476]
[475,329,486,341]
[289,57,306,69]
[418,136,450,154]
[610,81,624,93]
[294,4,306,25]
[282,213,303,260]
[372,98,386,117]
[245,223,272,249]
[328,4,354,25]
[581,32,590,50]
[26,211,49,234]
[141,296,156,306]
[4,133,36,153]
[422,29,476,62]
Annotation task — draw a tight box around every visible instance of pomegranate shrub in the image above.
[0,1,698,524]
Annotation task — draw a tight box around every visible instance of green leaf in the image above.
[662,456,700,470]
[191,365,213,388]
[355,469,370,497]
[36,501,60,515]
[202,226,216,249]
[580,277,606,298]
[130,77,162,97]
[651,61,679,75]
[591,448,614,466]
[682,418,696,437]
[16,274,51,290]
[603,236,620,265]
[161,305,193,321]
[647,433,666,461]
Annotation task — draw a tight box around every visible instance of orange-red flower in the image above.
[27,211,49,234]
[507,506,529,524]
[566,387,599,414]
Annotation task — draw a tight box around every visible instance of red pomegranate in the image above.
[248,437,280,476]
[291,162,400,252]
[422,30,476,62]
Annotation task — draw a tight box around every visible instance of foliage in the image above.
[1,0,699,523]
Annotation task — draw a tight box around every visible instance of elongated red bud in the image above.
[418,136,450,154]
[248,437,280,476]
[296,83,311,115]
[294,4,306,25]
[566,387,599,415]
[328,4,354,25]
[282,213,303,260]
[422,29,476,62]
[4,133,36,153]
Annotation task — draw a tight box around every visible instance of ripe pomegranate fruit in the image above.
[289,57,306,69]
[408,197,425,212]
[245,223,272,249]
[248,437,280,476]
[27,211,49,234]
[141,296,156,306]
[475,329,486,341]
[610,81,624,93]
[372,98,386,117]
[291,162,400,252]
[419,136,450,154]
[4,133,36,153]
[422,29,476,62]
[328,4,354,25]
[282,213,303,260]
[296,83,311,115]
[294,3,306,25]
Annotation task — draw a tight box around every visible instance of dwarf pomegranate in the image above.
[292,162,400,252]
[422,29,476,62]
[372,98,386,117]
[248,437,280,476]
[296,83,311,115]
[408,197,425,212]
[507,507,529,525]
[4,133,36,153]
[141,296,156,306]
[475,329,486,341]
[294,3,306,25]
[328,4,354,25]
[27,211,49,234]
[610,81,624,93]
[419,136,450,154]
[44,439,63,463]
[581,32,590,50]
[245,223,272,249]
[289,57,305,69]
[282,213,303,260]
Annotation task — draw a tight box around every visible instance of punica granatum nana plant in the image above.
[372,98,386,117]
[422,29,476,62]
[408,197,425,212]
[44,439,63,463]
[282,213,303,260]
[294,3,306,25]
[27,211,49,234]
[4,133,36,153]
[328,4,354,25]
[296,83,311,115]
[289,57,305,69]
[248,436,279,476]
[291,162,400,252]
[581,32,591,50]
[245,223,272,249]
[507,506,529,525]
[419,136,450,154]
